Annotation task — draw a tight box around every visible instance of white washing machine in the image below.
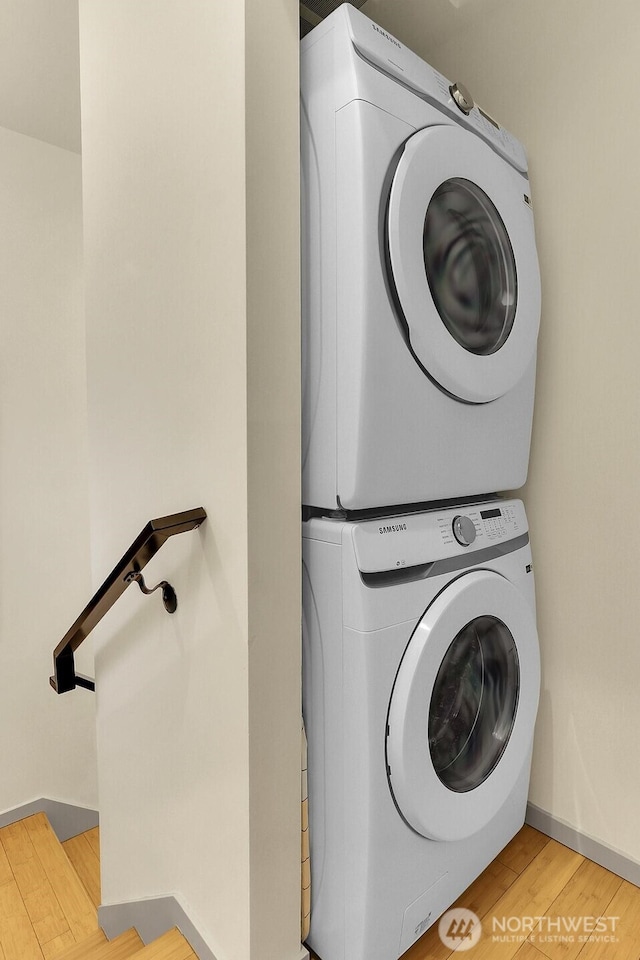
[302,498,540,960]
[301,5,541,512]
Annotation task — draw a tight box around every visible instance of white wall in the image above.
[0,125,97,814]
[244,0,304,949]
[0,0,81,152]
[364,0,640,863]
[79,2,301,958]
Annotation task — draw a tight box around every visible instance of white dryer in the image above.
[301,5,541,512]
[303,498,540,960]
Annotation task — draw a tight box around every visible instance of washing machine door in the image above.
[386,569,539,842]
[386,126,541,404]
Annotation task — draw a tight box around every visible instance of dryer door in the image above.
[386,569,539,842]
[386,126,540,403]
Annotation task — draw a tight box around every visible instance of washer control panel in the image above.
[350,499,527,573]
[438,502,522,548]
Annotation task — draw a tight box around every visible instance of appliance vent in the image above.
[300,0,367,37]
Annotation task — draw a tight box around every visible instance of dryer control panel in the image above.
[339,4,529,174]
[351,499,527,574]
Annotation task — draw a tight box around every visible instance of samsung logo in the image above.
[372,23,401,48]
[379,523,407,535]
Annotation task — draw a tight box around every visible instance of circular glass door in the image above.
[429,615,519,793]
[423,179,517,356]
[386,125,541,404]
[386,570,539,842]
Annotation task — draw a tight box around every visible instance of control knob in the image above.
[452,515,476,547]
[450,81,474,115]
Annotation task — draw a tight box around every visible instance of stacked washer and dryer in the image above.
[301,5,542,960]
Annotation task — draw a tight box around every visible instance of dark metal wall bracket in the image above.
[124,571,178,613]
[50,508,207,695]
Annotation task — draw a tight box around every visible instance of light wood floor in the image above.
[4,816,638,959]
[401,824,637,960]
[310,824,640,960]
[61,828,101,910]
[0,813,100,958]
[0,815,195,959]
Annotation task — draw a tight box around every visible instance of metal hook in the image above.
[124,571,178,613]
